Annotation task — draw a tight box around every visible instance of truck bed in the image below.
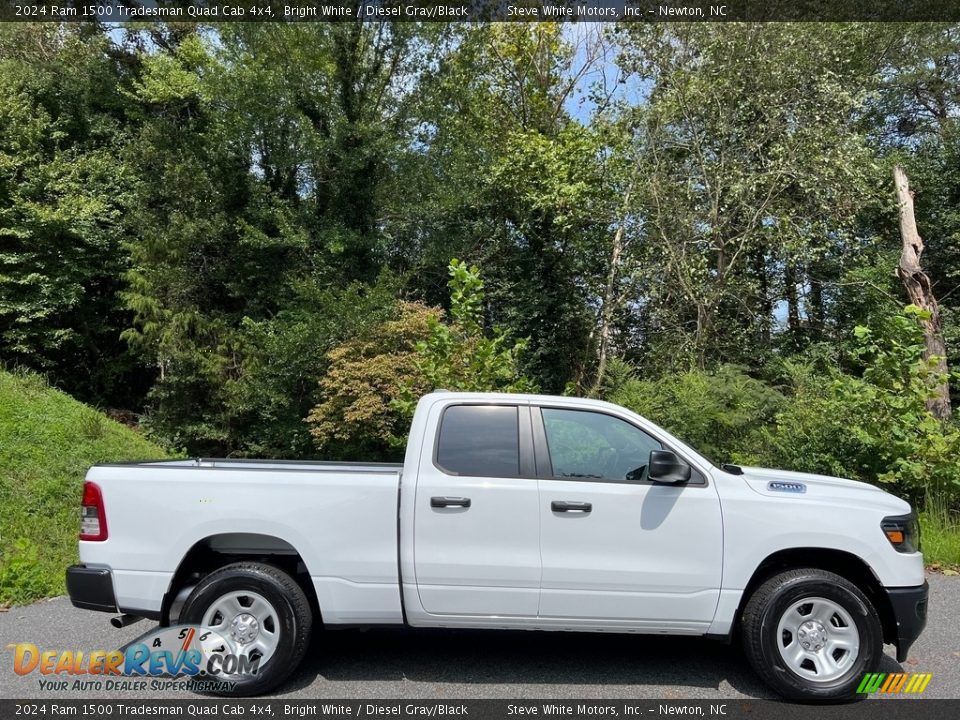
[81,458,405,625]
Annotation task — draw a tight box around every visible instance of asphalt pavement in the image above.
[1,574,957,700]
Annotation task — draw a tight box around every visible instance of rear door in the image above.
[534,406,723,629]
[413,402,541,617]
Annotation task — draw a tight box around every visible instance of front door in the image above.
[413,403,541,617]
[535,406,723,629]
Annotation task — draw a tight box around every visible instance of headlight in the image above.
[881,512,921,553]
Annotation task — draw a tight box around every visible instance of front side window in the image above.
[541,408,662,481]
[436,405,520,477]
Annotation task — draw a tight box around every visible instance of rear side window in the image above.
[436,405,520,477]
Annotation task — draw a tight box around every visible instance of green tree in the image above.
[120,25,436,455]
[399,259,537,409]
[406,25,613,392]
[0,25,143,404]
[309,261,536,458]
[618,23,885,369]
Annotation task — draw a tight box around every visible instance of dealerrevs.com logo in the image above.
[7,625,258,693]
[857,672,933,695]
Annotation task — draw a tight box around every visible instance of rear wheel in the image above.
[741,568,883,701]
[180,562,312,696]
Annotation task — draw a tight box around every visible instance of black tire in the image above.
[180,562,313,697]
[740,568,883,702]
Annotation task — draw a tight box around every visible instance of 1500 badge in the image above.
[768,481,807,494]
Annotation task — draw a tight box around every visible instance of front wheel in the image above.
[180,562,313,696]
[741,568,883,701]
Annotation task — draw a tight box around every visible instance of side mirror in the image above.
[648,449,692,484]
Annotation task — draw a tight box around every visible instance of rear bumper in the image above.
[885,580,929,662]
[66,564,117,613]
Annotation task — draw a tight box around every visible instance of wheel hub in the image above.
[230,612,260,645]
[201,589,281,667]
[797,619,828,651]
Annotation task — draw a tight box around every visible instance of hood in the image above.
[734,465,912,515]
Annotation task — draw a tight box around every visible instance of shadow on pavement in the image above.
[276,627,906,698]
[275,627,787,697]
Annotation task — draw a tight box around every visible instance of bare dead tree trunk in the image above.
[590,225,625,396]
[893,165,952,420]
[589,180,636,397]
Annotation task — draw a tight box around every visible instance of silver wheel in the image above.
[201,590,280,667]
[776,596,860,683]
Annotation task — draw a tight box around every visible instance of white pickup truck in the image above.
[67,392,927,700]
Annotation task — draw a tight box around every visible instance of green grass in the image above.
[0,369,170,605]
[919,501,960,572]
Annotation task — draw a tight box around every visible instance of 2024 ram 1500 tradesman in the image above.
[66,392,928,700]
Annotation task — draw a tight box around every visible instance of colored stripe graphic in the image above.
[857,672,932,694]
[857,673,886,693]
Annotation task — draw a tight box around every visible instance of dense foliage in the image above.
[307,300,441,459]
[609,308,960,507]
[2,23,960,527]
[308,260,536,459]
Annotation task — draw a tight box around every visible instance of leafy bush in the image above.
[752,361,873,480]
[306,302,441,460]
[846,307,960,497]
[608,364,785,464]
[608,307,960,512]
[759,307,960,505]
[221,275,402,458]
[0,539,48,606]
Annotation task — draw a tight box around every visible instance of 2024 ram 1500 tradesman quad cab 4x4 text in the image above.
[66,392,928,700]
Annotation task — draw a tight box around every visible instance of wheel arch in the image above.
[735,547,897,647]
[161,533,321,626]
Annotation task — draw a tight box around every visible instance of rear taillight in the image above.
[80,481,108,541]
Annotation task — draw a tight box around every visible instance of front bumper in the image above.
[885,580,929,662]
[66,564,117,613]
